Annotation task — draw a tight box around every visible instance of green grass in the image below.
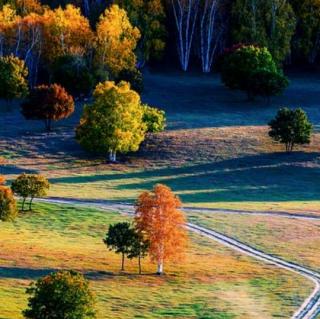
[0,202,314,318]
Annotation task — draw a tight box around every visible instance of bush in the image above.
[0,186,17,222]
[23,270,96,319]
[51,55,94,97]
[268,108,313,152]
[142,104,166,133]
[11,174,50,211]
[21,84,74,131]
[247,69,289,99]
[116,68,144,94]
[0,55,29,102]
[220,44,288,99]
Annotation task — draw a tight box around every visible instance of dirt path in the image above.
[35,197,320,319]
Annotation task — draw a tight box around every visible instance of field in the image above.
[1,70,320,213]
[187,212,320,271]
[0,202,314,319]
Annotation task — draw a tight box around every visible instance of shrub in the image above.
[268,108,313,152]
[0,55,29,102]
[23,270,96,319]
[11,174,50,211]
[220,45,288,99]
[247,69,289,99]
[51,55,94,97]
[21,84,74,131]
[116,68,144,94]
[0,186,17,221]
[142,104,166,133]
[76,81,146,162]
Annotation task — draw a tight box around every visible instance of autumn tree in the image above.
[23,270,96,319]
[231,0,296,63]
[0,182,17,222]
[11,173,50,211]
[114,0,166,63]
[268,108,313,152]
[42,5,94,63]
[76,81,146,162]
[171,0,200,71]
[135,184,188,275]
[21,84,74,131]
[103,222,136,271]
[0,55,28,103]
[95,4,140,76]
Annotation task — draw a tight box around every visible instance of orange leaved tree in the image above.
[135,184,188,275]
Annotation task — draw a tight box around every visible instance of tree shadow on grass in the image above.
[0,266,58,280]
[48,152,320,204]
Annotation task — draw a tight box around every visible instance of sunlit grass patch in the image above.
[187,212,320,271]
[0,202,314,318]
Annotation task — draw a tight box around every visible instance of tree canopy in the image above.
[268,107,313,152]
[23,270,96,319]
[135,184,188,275]
[76,81,146,162]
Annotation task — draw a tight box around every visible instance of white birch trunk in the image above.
[171,0,199,71]
[157,262,163,275]
[200,0,221,72]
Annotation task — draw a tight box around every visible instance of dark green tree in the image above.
[51,55,94,97]
[268,108,313,152]
[23,270,96,319]
[103,222,135,271]
[0,55,28,103]
[220,45,288,99]
[127,230,149,274]
[247,69,289,101]
[231,0,296,63]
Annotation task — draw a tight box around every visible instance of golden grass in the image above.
[0,203,314,318]
[188,212,320,271]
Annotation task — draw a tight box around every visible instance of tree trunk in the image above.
[29,196,34,211]
[157,262,163,275]
[121,253,125,271]
[21,197,26,211]
[109,150,117,162]
[138,255,142,275]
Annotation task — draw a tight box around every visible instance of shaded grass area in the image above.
[0,202,313,318]
[187,212,320,271]
[1,71,320,212]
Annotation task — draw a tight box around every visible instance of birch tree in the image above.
[135,184,188,275]
[199,0,222,72]
[171,0,200,71]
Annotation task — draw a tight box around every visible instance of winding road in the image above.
[36,197,320,319]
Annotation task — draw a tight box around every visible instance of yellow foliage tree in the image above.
[135,184,188,275]
[114,0,166,62]
[42,5,93,62]
[76,81,146,162]
[96,4,140,76]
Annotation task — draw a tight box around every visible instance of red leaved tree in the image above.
[21,83,74,131]
[135,184,188,275]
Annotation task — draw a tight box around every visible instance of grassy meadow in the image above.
[1,71,320,213]
[0,202,314,319]
[188,212,320,271]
